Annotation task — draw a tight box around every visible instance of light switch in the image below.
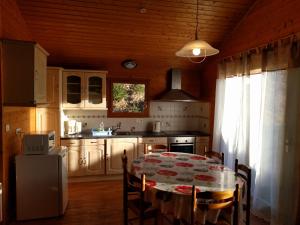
[5,124,10,132]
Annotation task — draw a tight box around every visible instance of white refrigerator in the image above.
[16,147,68,220]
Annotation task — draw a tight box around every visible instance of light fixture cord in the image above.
[195,0,199,40]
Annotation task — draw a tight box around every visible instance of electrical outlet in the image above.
[16,128,22,135]
[5,124,10,132]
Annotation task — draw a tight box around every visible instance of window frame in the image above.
[107,78,149,117]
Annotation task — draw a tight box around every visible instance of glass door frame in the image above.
[84,71,107,109]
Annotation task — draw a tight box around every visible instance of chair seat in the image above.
[181,215,231,225]
[212,219,231,225]
[128,198,158,219]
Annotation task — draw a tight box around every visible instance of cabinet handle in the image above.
[90,142,97,144]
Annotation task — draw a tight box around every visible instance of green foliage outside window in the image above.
[112,83,145,112]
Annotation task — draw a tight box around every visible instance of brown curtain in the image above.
[218,37,300,78]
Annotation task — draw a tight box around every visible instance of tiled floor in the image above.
[10,180,269,225]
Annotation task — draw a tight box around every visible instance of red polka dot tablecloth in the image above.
[131,152,240,195]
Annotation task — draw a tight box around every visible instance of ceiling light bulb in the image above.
[192,48,201,56]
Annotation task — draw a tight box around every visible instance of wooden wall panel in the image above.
[2,107,36,223]
[219,0,300,57]
[15,0,254,93]
[1,0,32,40]
[0,0,3,38]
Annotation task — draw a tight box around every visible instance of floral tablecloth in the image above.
[131,152,242,223]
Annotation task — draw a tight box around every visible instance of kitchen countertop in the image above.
[60,131,209,139]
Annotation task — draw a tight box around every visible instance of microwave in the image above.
[23,131,55,155]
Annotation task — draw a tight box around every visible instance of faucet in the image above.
[111,122,121,134]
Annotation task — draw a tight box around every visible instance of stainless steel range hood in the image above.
[156,69,199,102]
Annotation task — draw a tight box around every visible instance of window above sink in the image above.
[107,78,149,117]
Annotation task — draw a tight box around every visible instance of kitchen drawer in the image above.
[196,136,209,143]
[138,137,167,144]
[84,139,105,146]
[61,139,83,146]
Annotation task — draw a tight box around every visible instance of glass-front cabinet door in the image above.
[84,72,107,109]
[62,71,84,108]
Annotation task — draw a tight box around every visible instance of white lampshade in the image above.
[176,40,219,58]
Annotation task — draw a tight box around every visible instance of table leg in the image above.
[173,218,180,225]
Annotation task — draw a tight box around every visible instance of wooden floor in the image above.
[10,180,269,225]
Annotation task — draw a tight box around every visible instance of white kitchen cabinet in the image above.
[195,136,210,155]
[68,146,85,177]
[60,139,85,177]
[62,71,85,108]
[61,139,83,176]
[2,40,49,105]
[46,67,62,108]
[61,139,106,177]
[106,138,137,174]
[84,71,107,109]
[84,139,105,175]
[137,137,168,156]
[62,70,107,109]
[36,107,60,146]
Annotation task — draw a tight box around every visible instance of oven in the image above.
[168,137,195,154]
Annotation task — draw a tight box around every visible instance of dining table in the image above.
[131,152,243,224]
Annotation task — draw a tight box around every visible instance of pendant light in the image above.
[176,0,219,63]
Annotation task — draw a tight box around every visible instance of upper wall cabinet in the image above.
[62,70,107,109]
[1,39,49,105]
[47,67,63,108]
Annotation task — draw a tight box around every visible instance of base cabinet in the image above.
[106,138,137,174]
[84,139,105,175]
[68,146,85,177]
[61,139,105,177]
[62,136,208,177]
[195,136,210,155]
[137,137,168,156]
[61,139,85,177]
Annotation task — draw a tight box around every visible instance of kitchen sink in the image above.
[91,128,112,136]
[114,131,132,135]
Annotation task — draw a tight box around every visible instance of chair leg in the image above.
[124,208,128,225]
[154,215,158,225]
[173,218,180,225]
[139,213,144,225]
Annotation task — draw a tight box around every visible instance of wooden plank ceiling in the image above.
[17,0,255,70]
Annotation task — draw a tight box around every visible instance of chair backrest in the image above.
[122,150,146,225]
[235,159,251,225]
[144,144,168,154]
[204,151,225,165]
[122,149,146,192]
[190,184,239,225]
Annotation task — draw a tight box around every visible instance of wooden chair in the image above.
[122,150,158,225]
[184,184,239,225]
[204,147,224,165]
[144,144,168,154]
[235,159,251,225]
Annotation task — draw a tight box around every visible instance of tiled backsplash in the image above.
[63,101,210,133]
